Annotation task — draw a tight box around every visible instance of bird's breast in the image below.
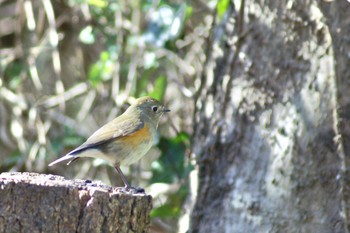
[116,123,155,165]
[122,124,153,146]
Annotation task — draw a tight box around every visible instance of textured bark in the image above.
[0,172,152,233]
[319,1,350,230]
[189,0,350,232]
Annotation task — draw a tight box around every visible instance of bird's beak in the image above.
[163,108,170,113]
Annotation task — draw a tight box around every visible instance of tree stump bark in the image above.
[0,172,152,233]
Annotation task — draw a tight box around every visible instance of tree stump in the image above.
[0,172,152,233]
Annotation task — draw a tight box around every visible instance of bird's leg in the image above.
[114,165,145,194]
[114,165,131,189]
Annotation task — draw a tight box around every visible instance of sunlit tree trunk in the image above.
[189,0,350,232]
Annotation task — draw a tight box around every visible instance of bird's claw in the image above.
[115,186,145,194]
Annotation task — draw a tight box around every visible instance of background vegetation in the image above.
[2,0,349,232]
[0,0,219,231]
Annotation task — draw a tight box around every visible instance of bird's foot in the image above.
[115,185,145,194]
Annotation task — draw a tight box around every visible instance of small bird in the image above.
[49,96,170,190]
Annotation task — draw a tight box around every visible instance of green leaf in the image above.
[88,63,101,87]
[87,51,114,87]
[149,75,167,100]
[151,132,191,183]
[4,61,23,90]
[185,6,193,19]
[217,0,230,19]
[88,0,108,8]
[100,51,109,61]
[150,203,181,218]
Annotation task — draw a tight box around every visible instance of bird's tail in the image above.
[48,155,76,166]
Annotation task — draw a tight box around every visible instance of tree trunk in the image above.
[0,172,152,233]
[189,0,350,232]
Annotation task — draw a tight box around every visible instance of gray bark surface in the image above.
[189,0,350,232]
[0,172,152,233]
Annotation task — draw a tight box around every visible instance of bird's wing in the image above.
[68,116,144,155]
[48,116,144,166]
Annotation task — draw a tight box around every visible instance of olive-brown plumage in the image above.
[49,96,170,189]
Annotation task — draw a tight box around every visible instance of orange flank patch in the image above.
[119,124,151,146]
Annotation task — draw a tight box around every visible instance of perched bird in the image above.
[49,96,170,190]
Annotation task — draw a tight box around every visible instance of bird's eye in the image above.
[152,106,158,112]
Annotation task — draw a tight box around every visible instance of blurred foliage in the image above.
[88,50,116,87]
[217,0,230,20]
[151,185,188,218]
[152,133,191,184]
[150,133,192,221]
[0,0,220,231]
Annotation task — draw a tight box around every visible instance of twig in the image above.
[40,83,89,108]
[222,0,246,115]
[42,0,65,110]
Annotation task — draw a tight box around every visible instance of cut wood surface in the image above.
[0,172,152,233]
